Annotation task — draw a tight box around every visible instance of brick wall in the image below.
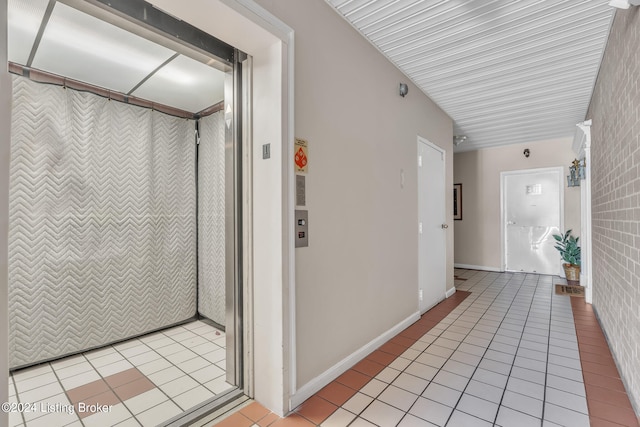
[587,7,640,414]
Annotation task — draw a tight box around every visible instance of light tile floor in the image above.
[211,269,640,427]
[348,270,587,427]
[8,320,233,427]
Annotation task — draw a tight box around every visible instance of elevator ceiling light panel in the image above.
[7,0,226,114]
[133,54,225,114]
[7,0,48,65]
[33,2,175,94]
[325,0,615,152]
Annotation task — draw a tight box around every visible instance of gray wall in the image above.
[254,0,453,390]
[587,7,640,414]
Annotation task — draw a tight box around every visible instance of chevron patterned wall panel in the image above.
[197,112,226,326]
[8,76,197,368]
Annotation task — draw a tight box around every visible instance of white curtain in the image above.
[197,112,226,326]
[8,76,197,368]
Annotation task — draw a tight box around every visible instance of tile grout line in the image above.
[539,276,555,424]
[109,322,227,423]
[110,340,180,424]
[442,273,532,426]
[290,273,494,426]
[9,372,28,427]
[381,293,479,424]
[429,274,565,425]
[81,349,139,424]
[350,272,531,426]
[428,274,520,425]
[312,292,474,426]
[349,273,513,426]
[14,320,227,427]
[448,274,564,424]
[50,362,87,427]
[490,273,545,425]
[13,360,86,427]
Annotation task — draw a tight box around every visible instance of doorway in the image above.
[417,137,447,313]
[6,0,247,424]
[501,167,563,275]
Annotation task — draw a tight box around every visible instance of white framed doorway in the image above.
[417,136,447,313]
[501,167,564,275]
[1,0,296,422]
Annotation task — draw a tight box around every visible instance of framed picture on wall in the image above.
[453,183,462,220]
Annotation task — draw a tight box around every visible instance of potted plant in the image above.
[552,229,581,286]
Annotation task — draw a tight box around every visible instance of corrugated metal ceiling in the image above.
[326,0,615,151]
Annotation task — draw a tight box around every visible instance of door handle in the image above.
[441,224,449,229]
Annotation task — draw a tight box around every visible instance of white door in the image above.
[502,168,563,275]
[418,138,447,313]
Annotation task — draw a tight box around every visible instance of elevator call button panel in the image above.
[295,210,308,248]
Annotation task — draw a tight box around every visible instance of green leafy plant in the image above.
[552,229,581,267]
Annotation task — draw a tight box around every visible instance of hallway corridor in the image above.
[209,270,639,427]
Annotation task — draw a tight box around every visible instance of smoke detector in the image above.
[453,135,467,146]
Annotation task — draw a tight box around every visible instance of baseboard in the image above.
[289,311,420,410]
[454,263,502,272]
[445,287,457,298]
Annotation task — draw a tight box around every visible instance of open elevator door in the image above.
[7,0,249,422]
[76,0,249,405]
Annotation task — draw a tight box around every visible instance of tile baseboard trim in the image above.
[288,311,420,410]
[445,286,457,298]
[454,263,502,272]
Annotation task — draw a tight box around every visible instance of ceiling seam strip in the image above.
[406,35,607,82]
[426,66,602,100]
[455,114,591,135]
[392,14,611,67]
[359,0,496,39]
[461,131,584,143]
[457,107,591,126]
[346,0,405,25]
[370,0,602,47]
[356,0,490,41]
[425,91,593,120]
[389,11,611,66]
[456,105,593,127]
[461,121,582,136]
[430,75,598,106]
[583,8,618,122]
[406,50,603,84]
[349,0,453,30]
[126,52,180,96]
[459,115,591,134]
[468,131,576,145]
[26,0,57,68]
[441,91,593,117]
[368,0,557,47]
